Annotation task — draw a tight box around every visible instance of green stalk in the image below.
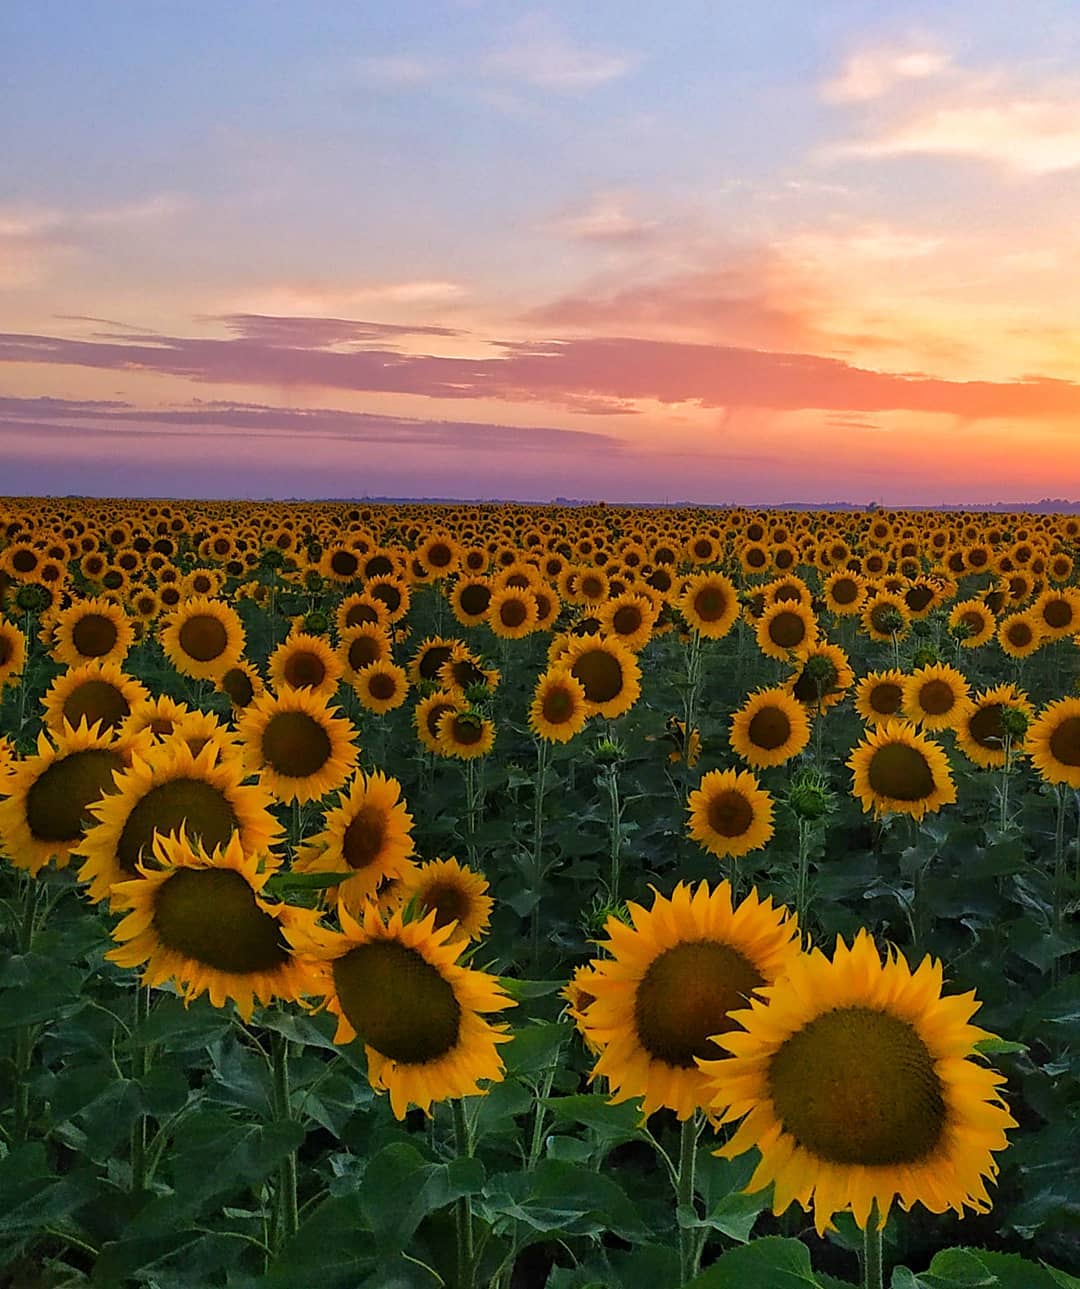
[530,738,549,972]
[683,630,703,742]
[676,1114,702,1284]
[130,984,151,1192]
[12,874,41,1142]
[795,816,812,927]
[452,1099,475,1289]
[606,765,622,902]
[998,734,1012,833]
[1053,785,1071,983]
[862,1206,884,1289]
[271,1031,299,1247]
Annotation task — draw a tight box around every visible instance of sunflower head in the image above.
[848,719,957,820]
[687,768,775,860]
[403,856,493,943]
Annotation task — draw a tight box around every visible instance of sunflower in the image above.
[449,577,493,628]
[578,881,800,1120]
[700,929,1016,1235]
[997,611,1044,659]
[529,668,589,743]
[597,592,659,652]
[902,663,973,732]
[169,709,242,763]
[730,688,810,769]
[238,687,358,805]
[51,596,134,668]
[408,636,459,687]
[338,623,392,685]
[415,533,460,579]
[336,591,389,633]
[0,720,145,875]
[848,719,957,820]
[107,830,314,1021]
[947,599,996,648]
[484,586,536,640]
[955,685,1034,770]
[823,570,866,616]
[1025,696,1080,789]
[364,575,410,624]
[414,692,467,755]
[321,545,363,583]
[285,902,514,1118]
[77,741,282,904]
[853,669,907,727]
[42,661,150,737]
[215,660,266,712]
[403,856,493,943]
[559,634,642,720]
[268,632,343,698]
[437,645,501,698]
[293,769,415,913]
[787,642,854,713]
[688,769,775,860]
[0,619,27,689]
[678,572,740,639]
[562,964,601,1054]
[120,694,193,748]
[353,660,409,715]
[436,709,496,760]
[161,596,246,680]
[756,601,817,660]
[861,592,911,642]
[1032,588,1080,640]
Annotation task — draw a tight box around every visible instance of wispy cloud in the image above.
[483,14,637,90]
[351,54,441,87]
[542,191,659,243]
[822,46,950,103]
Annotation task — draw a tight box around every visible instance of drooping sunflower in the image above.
[437,645,500,698]
[77,741,282,903]
[848,719,957,820]
[529,668,589,743]
[268,632,343,698]
[1025,696,1080,789]
[787,642,854,713]
[161,596,246,680]
[560,633,642,720]
[51,596,134,668]
[853,669,907,727]
[215,660,266,712]
[285,902,514,1118]
[414,692,467,755]
[0,720,144,875]
[42,660,150,737]
[353,660,410,715]
[238,687,358,805]
[997,611,1044,659]
[730,688,810,769]
[688,768,775,860]
[578,881,800,1120]
[678,572,740,639]
[902,663,973,732]
[947,599,996,648]
[436,709,496,760]
[403,856,493,944]
[107,830,314,1021]
[756,601,818,660]
[955,684,1034,770]
[293,769,415,914]
[700,929,1016,1235]
[0,618,27,689]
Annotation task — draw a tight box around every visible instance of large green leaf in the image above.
[686,1237,825,1287]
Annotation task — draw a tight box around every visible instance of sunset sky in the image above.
[4,1,1080,505]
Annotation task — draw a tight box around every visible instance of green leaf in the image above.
[544,1093,646,1144]
[502,1021,568,1076]
[686,1237,824,1287]
[498,976,566,1000]
[264,870,350,894]
[481,1159,647,1242]
[360,1142,485,1255]
[256,1007,341,1051]
[264,1192,375,1288]
[973,1035,1028,1056]
[894,1248,1079,1289]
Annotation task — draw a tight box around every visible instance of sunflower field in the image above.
[1,498,1079,1289]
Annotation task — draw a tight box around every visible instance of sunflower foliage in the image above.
[0,498,1078,1288]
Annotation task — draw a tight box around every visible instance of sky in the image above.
[3,0,1080,506]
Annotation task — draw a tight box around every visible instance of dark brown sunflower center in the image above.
[342,803,388,869]
[918,680,956,716]
[117,777,239,874]
[418,880,470,931]
[330,550,359,577]
[1007,622,1033,646]
[748,706,792,751]
[419,645,453,681]
[425,702,456,739]
[693,539,713,558]
[768,1006,946,1166]
[370,583,402,613]
[1049,716,1080,767]
[961,611,986,632]
[348,635,381,670]
[746,547,767,568]
[448,716,484,746]
[542,686,575,724]
[693,587,728,621]
[969,703,1005,748]
[768,611,807,649]
[707,789,755,838]
[499,599,528,628]
[459,584,491,616]
[153,867,290,973]
[870,682,903,715]
[332,940,461,1063]
[571,649,623,704]
[365,555,394,579]
[63,680,131,732]
[367,672,397,701]
[867,743,935,801]
[26,749,124,843]
[612,605,643,635]
[71,613,119,658]
[261,711,332,778]
[793,664,837,705]
[345,602,380,627]
[906,587,934,612]
[222,667,255,707]
[12,549,38,573]
[831,578,858,604]
[0,635,12,666]
[427,542,453,568]
[1043,599,1073,629]
[634,939,764,1068]
[284,650,326,689]
[179,614,228,662]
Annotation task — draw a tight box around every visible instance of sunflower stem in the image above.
[530,738,549,973]
[998,734,1013,833]
[130,984,151,1193]
[862,1206,884,1289]
[606,764,622,904]
[1053,784,1070,983]
[683,630,703,745]
[12,874,40,1143]
[271,1030,299,1249]
[676,1113,702,1285]
[795,816,812,928]
[452,1098,475,1289]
